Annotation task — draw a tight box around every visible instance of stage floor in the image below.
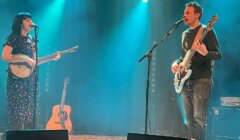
[0,133,126,140]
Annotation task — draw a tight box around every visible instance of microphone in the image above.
[30,23,39,28]
[174,19,183,26]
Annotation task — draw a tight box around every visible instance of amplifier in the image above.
[220,97,240,107]
[208,107,240,139]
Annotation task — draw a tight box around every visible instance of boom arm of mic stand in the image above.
[138,21,181,63]
[138,43,158,62]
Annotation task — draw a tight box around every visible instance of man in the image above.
[171,2,221,140]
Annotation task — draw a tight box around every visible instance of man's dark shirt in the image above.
[175,24,221,79]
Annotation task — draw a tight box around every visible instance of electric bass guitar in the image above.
[46,77,73,134]
[174,16,218,93]
[9,45,78,78]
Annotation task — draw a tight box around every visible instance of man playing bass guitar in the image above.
[171,2,221,140]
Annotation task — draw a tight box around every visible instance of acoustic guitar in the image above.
[46,77,73,134]
[10,45,78,78]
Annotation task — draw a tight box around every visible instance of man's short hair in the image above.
[186,1,203,20]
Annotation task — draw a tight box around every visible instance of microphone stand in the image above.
[138,19,182,134]
[32,26,39,129]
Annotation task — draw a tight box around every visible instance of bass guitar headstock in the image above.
[206,15,218,32]
[66,45,79,53]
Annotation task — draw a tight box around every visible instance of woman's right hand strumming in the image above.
[24,57,36,69]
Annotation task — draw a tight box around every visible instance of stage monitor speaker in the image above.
[6,130,68,140]
[127,133,188,140]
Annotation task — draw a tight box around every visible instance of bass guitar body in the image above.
[46,105,73,134]
[174,69,192,93]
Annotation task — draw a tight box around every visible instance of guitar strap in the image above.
[191,25,205,49]
[182,25,205,68]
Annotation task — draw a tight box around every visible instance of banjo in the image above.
[9,45,78,78]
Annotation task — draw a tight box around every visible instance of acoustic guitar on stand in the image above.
[46,77,73,134]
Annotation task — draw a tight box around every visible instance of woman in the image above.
[2,12,60,130]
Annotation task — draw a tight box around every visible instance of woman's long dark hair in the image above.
[11,12,32,35]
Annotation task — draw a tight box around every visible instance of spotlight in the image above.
[142,0,148,2]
